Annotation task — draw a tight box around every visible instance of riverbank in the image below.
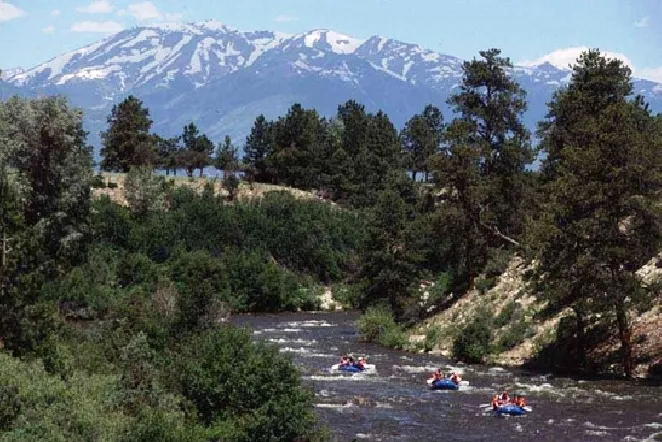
[405,256,662,379]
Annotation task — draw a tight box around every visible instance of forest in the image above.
[0,47,661,440]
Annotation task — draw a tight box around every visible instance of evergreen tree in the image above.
[216,135,240,201]
[181,122,213,177]
[430,119,488,292]
[270,104,326,189]
[359,172,422,320]
[401,104,444,182]
[100,95,156,172]
[529,49,662,377]
[448,48,533,240]
[155,135,181,176]
[243,115,274,183]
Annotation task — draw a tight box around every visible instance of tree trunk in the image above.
[616,300,633,378]
[199,168,204,177]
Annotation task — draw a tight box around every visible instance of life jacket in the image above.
[433,372,441,381]
[501,393,509,402]
[491,396,499,410]
[450,373,459,383]
[517,397,526,407]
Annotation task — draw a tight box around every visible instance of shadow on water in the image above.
[233,311,662,442]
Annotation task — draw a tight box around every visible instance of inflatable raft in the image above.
[494,404,527,416]
[426,377,469,390]
[429,379,460,390]
[330,363,376,373]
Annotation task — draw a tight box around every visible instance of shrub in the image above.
[357,305,408,349]
[452,314,493,363]
[175,327,318,441]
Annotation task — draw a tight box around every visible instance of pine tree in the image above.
[155,135,181,176]
[216,135,240,200]
[430,119,488,292]
[181,122,213,177]
[100,95,156,172]
[530,49,662,377]
[448,48,533,240]
[243,115,274,183]
[401,104,444,182]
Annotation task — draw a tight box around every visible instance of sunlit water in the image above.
[232,311,662,441]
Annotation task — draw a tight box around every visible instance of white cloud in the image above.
[76,0,113,14]
[639,66,662,83]
[518,47,635,71]
[125,1,161,21]
[70,20,123,33]
[51,9,61,16]
[634,17,649,28]
[518,47,662,84]
[0,1,25,22]
[274,14,298,23]
[42,25,56,33]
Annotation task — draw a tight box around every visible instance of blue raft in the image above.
[337,364,365,373]
[494,404,527,416]
[429,379,459,391]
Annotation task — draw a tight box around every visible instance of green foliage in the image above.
[100,95,156,172]
[452,313,493,363]
[357,305,408,349]
[176,327,318,440]
[181,122,214,177]
[401,104,444,182]
[529,49,662,377]
[243,114,274,183]
[124,165,168,216]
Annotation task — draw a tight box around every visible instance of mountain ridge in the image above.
[2,21,661,158]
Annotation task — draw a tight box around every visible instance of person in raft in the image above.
[356,356,366,369]
[339,355,349,366]
[449,371,462,384]
[430,368,444,382]
[491,392,526,410]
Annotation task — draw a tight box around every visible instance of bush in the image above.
[357,305,408,349]
[175,327,318,441]
[0,385,21,430]
[452,314,493,363]
[474,276,495,294]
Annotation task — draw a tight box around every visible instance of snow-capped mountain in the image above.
[2,20,661,158]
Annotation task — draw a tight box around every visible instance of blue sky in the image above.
[1,0,661,81]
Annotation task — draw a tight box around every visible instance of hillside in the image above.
[406,256,662,378]
[92,172,323,206]
[2,21,661,158]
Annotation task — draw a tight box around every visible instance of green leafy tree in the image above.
[0,95,92,352]
[529,49,662,377]
[100,95,156,172]
[401,104,444,182]
[125,165,168,217]
[176,327,318,441]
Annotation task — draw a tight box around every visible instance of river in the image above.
[232,311,662,441]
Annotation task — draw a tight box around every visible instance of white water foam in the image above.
[267,338,318,345]
[282,320,335,327]
[278,347,310,353]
